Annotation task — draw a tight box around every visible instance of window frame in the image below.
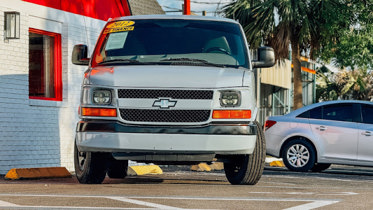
[361,104,373,124]
[29,28,62,101]
[322,103,354,122]
[297,103,361,123]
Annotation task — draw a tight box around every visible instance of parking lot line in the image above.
[0,193,341,210]
[284,200,340,210]
[246,191,358,196]
[117,195,342,209]
[107,196,182,209]
[0,199,19,207]
[0,206,153,209]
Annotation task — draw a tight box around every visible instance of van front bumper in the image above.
[75,120,258,155]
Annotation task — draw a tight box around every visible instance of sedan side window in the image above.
[297,106,322,119]
[323,104,353,122]
[361,105,373,124]
[309,106,323,119]
[297,111,309,118]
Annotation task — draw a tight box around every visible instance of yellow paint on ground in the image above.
[127,165,163,176]
[270,160,285,167]
[5,167,71,180]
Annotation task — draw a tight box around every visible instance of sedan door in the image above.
[309,104,359,162]
[357,104,373,164]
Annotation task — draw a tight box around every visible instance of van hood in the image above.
[87,65,247,88]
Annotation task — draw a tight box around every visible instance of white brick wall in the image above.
[0,1,106,174]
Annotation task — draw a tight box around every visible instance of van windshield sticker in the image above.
[106,32,128,50]
[103,21,135,34]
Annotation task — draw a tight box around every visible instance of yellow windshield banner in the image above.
[103,21,135,34]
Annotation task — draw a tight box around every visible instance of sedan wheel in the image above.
[287,144,310,168]
[281,139,316,172]
[311,163,331,172]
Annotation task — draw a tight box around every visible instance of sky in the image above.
[156,0,234,17]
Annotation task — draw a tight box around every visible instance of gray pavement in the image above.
[0,165,372,209]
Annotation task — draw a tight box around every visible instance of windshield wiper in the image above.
[99,59,141,64]
[160,58,226,67]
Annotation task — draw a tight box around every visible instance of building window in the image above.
[29,28,62,101]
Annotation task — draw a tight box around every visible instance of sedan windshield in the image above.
[93,19,249,68]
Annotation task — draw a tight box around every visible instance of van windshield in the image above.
[93,19,249,68]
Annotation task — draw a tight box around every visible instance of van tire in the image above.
[107,159,128,179]
[224,121,265,185]
[74,143,108,184]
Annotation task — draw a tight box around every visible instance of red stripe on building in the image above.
[22,0,131,21]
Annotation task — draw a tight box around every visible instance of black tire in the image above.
[74,143,108,184]
[311,163,331,172]
[224,121,266,185]
[281,138,316,172]
[107,158,128,179]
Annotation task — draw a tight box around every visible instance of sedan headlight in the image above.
[93,89,112,105]
[220,90,241,107]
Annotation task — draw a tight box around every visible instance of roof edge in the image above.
[110,15,238,24]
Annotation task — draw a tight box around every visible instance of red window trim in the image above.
[90,23,109,68]
[29,28,62,101]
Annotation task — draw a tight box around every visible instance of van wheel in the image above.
[224,121,265,185]
[107,158,128,179]
[74,143,108,184]
[281,139,316,172]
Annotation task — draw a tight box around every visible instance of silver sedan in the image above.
[264,100,373,172]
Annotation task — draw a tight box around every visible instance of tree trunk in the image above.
[291,41,303,110]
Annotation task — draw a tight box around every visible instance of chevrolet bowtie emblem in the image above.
[153,98,177,109]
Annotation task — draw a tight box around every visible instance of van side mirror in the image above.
[252,46,275,68]
[72,45,89,65]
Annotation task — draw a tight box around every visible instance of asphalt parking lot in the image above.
[0,165,373,209]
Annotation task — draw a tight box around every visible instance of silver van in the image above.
[72,15,274,185]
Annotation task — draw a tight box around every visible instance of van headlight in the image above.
[219,90,241,107]
[93,89,112,105]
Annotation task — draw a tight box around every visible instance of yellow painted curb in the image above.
[5,167,71,180]
[190,163,212,172]
[127,165,163,176]
[198,163,211,172]
[270,160,285,167]
[209,162,224,171]
[190,165,200,171]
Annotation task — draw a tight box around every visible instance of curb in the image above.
[127,165,163,176]
[5,167,71,180]
[191,163,211,172]
[269,160,285,167]
[190,158,285,172]
[266,157,285,167]
[190,162,224,172]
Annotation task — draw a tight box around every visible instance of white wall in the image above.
[0,0,106,174]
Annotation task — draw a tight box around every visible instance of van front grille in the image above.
[119,109,211,123]
[118,89,213,100]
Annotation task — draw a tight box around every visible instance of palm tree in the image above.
[223,0,347,109]
[316,66,339,101]
[336,69,372,100]
[316,67,373,101]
